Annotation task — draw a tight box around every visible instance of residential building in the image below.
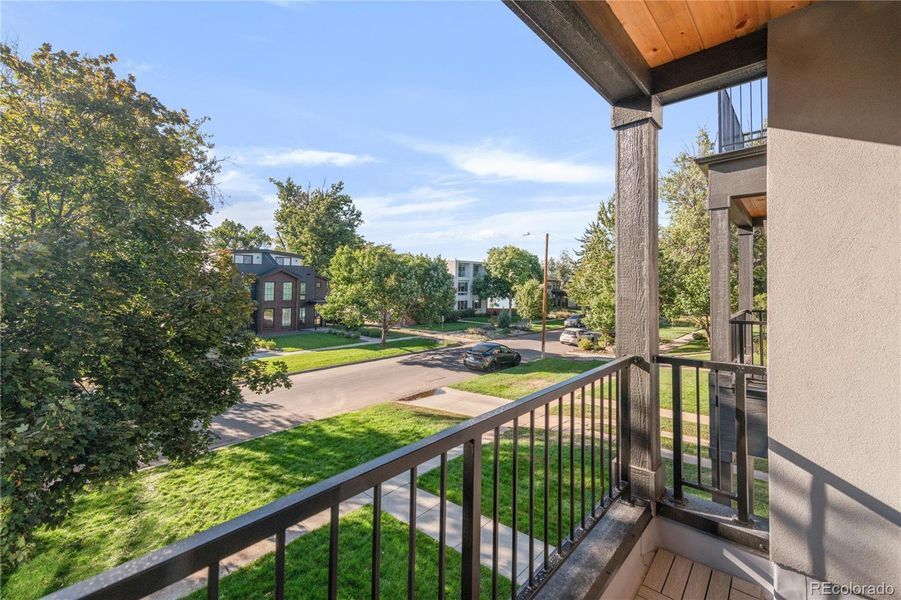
[446,258,488,313]
[55,3,900,600]
[232,249,328,334]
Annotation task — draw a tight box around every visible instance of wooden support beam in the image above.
[612,95,665,502]
[709,208,732,362]
[737,226,754,314]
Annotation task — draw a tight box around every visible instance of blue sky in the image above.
[3,1,716,260]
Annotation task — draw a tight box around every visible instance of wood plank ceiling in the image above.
[595,1,813,68]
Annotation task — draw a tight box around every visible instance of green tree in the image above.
[513,279,547,325]
[0,45,290,566]
[407,254,455,326]
[272,178,363,274]
[569,196,616,345]
[478,245,542,314]
[319,245,427,346]
[659,129,714,338]
[547,250,576,289]
[206,218,271,250]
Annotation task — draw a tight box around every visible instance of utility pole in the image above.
[541,233,549,359]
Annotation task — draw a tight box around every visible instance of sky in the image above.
[2,0,717,260]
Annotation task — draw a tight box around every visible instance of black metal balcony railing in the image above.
[730,309,767,367]
[46,356,641,600]
[657,355,767,524]
[718,78,767,153]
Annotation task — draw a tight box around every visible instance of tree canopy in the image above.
[319,245,453,345]
[0,44,289,566]
[206,218,272,250]
[569,196,616,344]
[474,245,542,313]
[513,279,546,324]
[272,178,363,274]
[547,251,576,289]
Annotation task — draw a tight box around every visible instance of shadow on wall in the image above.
[768,439,901,584]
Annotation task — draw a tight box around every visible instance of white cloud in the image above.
[225,147,376,168]
[400,137,612,184]
[355,186,477,217]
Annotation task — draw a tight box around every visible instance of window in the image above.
[275,256,291,265]
[457,300,468,310]
[299,281,307,300]
[473,265,482,276]
[282,281,293,301]
[299,307,306,322]
[263,281,275,301]
[457,264,466,277]
[457,281,468,294]
[235,254,253,264]
[263,308,274,327]
[281,308,292,327]
[316,281,322,289]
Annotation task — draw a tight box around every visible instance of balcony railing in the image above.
[730,309,767,367]
[46,356,642,600]
[718,78,767,153]
[657,355,767,525]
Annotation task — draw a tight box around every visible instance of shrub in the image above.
[255,337,277,351]
[459,308,477,318]
[577,337,596,351]
[497,312,512,328]
[692,331,707,341]
[442,310,460,323]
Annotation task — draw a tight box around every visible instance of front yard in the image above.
[263,331,362,352]
[262,338,447,374]
[2,404,465,600]
[449,358,605,400]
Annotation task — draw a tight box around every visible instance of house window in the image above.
[263,281,275,301]
[457,300,468,310]
[299,307,306,323]
[282,281,293,301]
[316,281,322,289]
[299,281,307,300]
[458,281,468,293]
[263,308,274,327]
[458,264,466,277]
[275,256,291,265]
[281,308,292,327]
[235,254,253,264]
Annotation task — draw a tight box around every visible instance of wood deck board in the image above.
[633,550,765,600]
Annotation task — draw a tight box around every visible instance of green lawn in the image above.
[419,428,617,546]
[187,505,509,600]
[525,319,566,332]
[663,337,711,360]
[264,332,361,352]
[263,338,444,374]
[2,404,464,600]
[410,321,476,333]
[356,326,407,339]
[449,358,605,400]
[659,325,700,343]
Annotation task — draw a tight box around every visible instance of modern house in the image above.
[446,258,489,313]
[52,2,899,600]
[232,249,328,334]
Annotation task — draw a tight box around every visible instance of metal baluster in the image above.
[329,504,339,600]
[207,563,219,600]
[557,397,563,549]
[512,418,518,599]
[735,372,752,523]
[543,404,550,570]
[607,375,613,497]
[696,367,702,487]
[408,467,417,600]
[462,437,482,600]
[591,380,596,517]
[528,410,535,588]
[275,529,286,600]
[438,454,447,600]
[580,386,586,530]
[372,483,382,600]
[714,370,722,491]
[569,391,575,541]
[620,367,632,497]
[673,366,683,501]
[492,427,500,600]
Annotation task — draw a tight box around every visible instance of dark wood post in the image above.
[709,207,734,503]
[612,95,665,502]
[737,225,754,315]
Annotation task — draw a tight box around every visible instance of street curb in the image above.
[274,339,462,377]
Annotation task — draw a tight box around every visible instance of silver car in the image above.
[560,327,597,346]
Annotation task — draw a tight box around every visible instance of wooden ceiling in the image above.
[593,1,813,68]
[736,194,767,219]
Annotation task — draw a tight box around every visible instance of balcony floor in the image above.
[635,548,764,600]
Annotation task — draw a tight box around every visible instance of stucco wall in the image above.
[767,1,901,589]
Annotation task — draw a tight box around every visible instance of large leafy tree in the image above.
[474,245,542,314]
[321,247,455,344]
[272,178,363,274]
[658,129,715,338]
[0,45,289,566]
[513,279,547,325]
[569,196,616,345]
[206,218,271,250]
[547,250,576,289]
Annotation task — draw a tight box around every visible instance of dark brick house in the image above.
[232,249,329,334]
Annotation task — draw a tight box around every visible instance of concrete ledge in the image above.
[535,500,652,600]
[655,494,769,556]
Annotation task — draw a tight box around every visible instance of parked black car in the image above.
[463,342,522,371]
[564,314,584,328]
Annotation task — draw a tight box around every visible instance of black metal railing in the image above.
[718,78,767,153]
[46,356,641,600]
[656,355,767,524]
[730,309,767,366]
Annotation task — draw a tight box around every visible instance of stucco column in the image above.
[737,226,754,314]
[612,95,665,502]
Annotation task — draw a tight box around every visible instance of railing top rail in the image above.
[654,354,767,378]
[45,354,641,600]
[729,318,766,326]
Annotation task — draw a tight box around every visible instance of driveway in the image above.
[212,330,570,448]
